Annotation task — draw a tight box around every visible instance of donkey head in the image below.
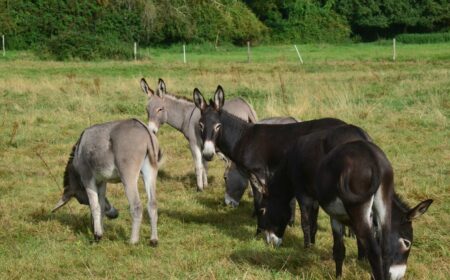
[389,198,433,280]
[193,86,224,161]
[140,78,168,134]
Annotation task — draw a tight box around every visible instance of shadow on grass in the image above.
[158,170,217,190]
[29,207,128,242]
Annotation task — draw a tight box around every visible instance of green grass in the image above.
[0,43,449,279]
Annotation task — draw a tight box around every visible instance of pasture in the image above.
[0,43,449,279]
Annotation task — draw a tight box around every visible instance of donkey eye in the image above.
[214,123,222,131]
[157,107,164,113]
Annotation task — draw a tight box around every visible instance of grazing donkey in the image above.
[52,119,161,245]
[262,140,433,279]
[223,117,298,208]
[139,78,257,191]
[193,86,346,236]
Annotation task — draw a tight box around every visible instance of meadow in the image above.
[0,42,449,279]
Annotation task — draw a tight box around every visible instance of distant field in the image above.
[0,43,449,279]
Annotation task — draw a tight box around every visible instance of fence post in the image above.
[134,42,137,61]
[183,44,186,63]
[294,45,303,64]
[247,41,251,63]
[2,35,5,57]
[393,38,396,61]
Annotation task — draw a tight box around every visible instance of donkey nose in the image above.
[148,122,159,134]
[202,140,216,161]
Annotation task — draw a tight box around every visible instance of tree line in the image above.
[0,0,448,59]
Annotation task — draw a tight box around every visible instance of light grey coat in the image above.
[140,78,257,191]
[52,119,160,245]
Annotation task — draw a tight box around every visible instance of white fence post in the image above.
[183,44,186,63]
[393,38,396,61]
[134,42,137,61]
[294,45,303,64]
[247,41,251,63]
[2,35,5,57]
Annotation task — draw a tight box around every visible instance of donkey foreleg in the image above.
[85,181,103,241]
[141,157,159,247]
[190,144,206,191]
[330,218,346,278]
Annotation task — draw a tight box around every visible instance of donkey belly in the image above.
[95,164,121,184]
[322,198,350,223]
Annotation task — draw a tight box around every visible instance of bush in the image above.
[43,32,130,60]
[396,32,450,44]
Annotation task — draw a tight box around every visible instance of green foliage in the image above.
[247,0,351,43]
[396,32,450,44]
[333,0,450,40]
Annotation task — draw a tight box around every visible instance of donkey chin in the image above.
[265,231,283,247]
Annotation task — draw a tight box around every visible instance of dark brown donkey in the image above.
[193,86,346,238]
[262,140,432,279]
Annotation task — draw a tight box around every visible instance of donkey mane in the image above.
[393,192,411,212]
[165,92,192,105]
[219,108,252,137]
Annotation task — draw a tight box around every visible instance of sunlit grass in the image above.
[0,43,449,279]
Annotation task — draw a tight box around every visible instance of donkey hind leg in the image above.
[84,180,103,242]
[348,201,384,280]
[191,144,206,191]
[141,156,159,247]
[309,200,320,244]
[298,195,315,248]
[331,218,346,278]
[122,176,143,245]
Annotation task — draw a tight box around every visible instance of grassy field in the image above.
[0,42,449,279]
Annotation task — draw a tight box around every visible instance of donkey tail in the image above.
[338,166,380,204]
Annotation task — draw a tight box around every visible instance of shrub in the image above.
[396,32,450,44]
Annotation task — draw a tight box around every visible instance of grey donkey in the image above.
[52,119,161,245]
[139,78,257,191]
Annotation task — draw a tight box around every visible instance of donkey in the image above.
[139,78,257,191]
[193,86,346,237]
[223,117,298,208]
[262,140,433,279]
[52,119,161,245]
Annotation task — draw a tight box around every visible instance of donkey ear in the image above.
[140,78,154,97]
[407,199,433,221]
[213,85,225,110]
[193,88,207,111]
[157,78,166,98]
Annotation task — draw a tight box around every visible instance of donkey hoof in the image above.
[196,187,204,192]
[105,207,119,219]
[150,239,158,247]
[94,234,102,242]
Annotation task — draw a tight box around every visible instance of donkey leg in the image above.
[190,144,205,191]
[141,156,159,247]
[202,159,208,188]
[348,204,384,280]
[309,200,320,244]
[330,218,346,278]
[98,182,107,230]
[123,178,143,245]
[298,195,314,248]
[85,180,103,241]
[288,198,296,227]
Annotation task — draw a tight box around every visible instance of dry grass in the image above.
[0,43,449,279]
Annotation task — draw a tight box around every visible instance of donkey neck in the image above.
[164,95,194,132]
[217,110,252,158]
